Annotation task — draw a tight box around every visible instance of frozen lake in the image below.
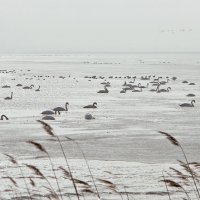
[0,53,199,199]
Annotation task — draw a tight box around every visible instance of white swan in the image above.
[157,87,171,93]
[41,110,55,115]
[97,86,109,93]
[179,100,195,107]
[85,113,95,120]
[35,86,40,91]
[42,116,55,120]
[83,102,97,108]
[0,115,9,120]
[23,85,34,89]
[4,92,13,100]
[186,94,195,97]
[53,102,69,113]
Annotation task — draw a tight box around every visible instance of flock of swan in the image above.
[0,70,197,121]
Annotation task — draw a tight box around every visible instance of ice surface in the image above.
[0,53,199,199]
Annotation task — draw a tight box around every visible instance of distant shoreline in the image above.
[1,51,200,56]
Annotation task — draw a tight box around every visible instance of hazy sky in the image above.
[0,0,200,53]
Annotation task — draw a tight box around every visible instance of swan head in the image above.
[93,102,97,106]
[191,100,196,104]
[65,102,69,110]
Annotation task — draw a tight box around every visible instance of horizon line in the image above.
[0,51,200,55]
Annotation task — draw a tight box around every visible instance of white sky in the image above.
[0,0,200,53]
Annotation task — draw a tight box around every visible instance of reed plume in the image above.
[29,178,36,187]
[25,164,59,199]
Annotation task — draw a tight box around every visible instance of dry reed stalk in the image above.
[97,178,116,188]
[37,120,54,137]
[161,179,192,200]
[29,178,36,187]
[37,120,80,200]
[64,136,101,199]
[27,140,64,200]
[4,154,32,200]
[97,178,124,200]
[123,186,131,200]
[59,166,70,178]
[44,186,59,200]
[81,188,95,194]
[25,164,59,199]
[4,177,18,187]
[159,131,200,199]
[169,168,190,182]
[74,179,90,187]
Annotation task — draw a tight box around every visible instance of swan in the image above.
[105,83,111,87]
[153,77,160,82]
[182,81,188,83]
[125,83,134,88]
[129,77,136,83]
[16,84,22,87]
[138,83,149,89]
[0,115,9,120]
[172,77,177,81]
[186,94,195,97]
[132,87,142,92]
[189,83,195,85]
[152,82,160,86]
[101,81,110,85]
[141,76,150,80]
[85,113,95,120]
[42,116,55,120]
[2,85,10,88]
[53,102,69,113]
[83,102,97,108]
[35,86,40,91]
[4,92,13,100]
[179,100,195,107]
[41,110,55,115]
[157,87,171,93]
[120,89,126,93]
[97,86,109,93]
[149,84,160,92]
[122,81,127,86]
[122,86,133,91]
[23,85,34,89]
[160,78,169,85]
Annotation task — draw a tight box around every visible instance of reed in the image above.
[4,154,32,200]
[160,131,200,200]
[25,164,59,199]
[37,120,80,200]
[27,140,63,200]
[64,136,101,199]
